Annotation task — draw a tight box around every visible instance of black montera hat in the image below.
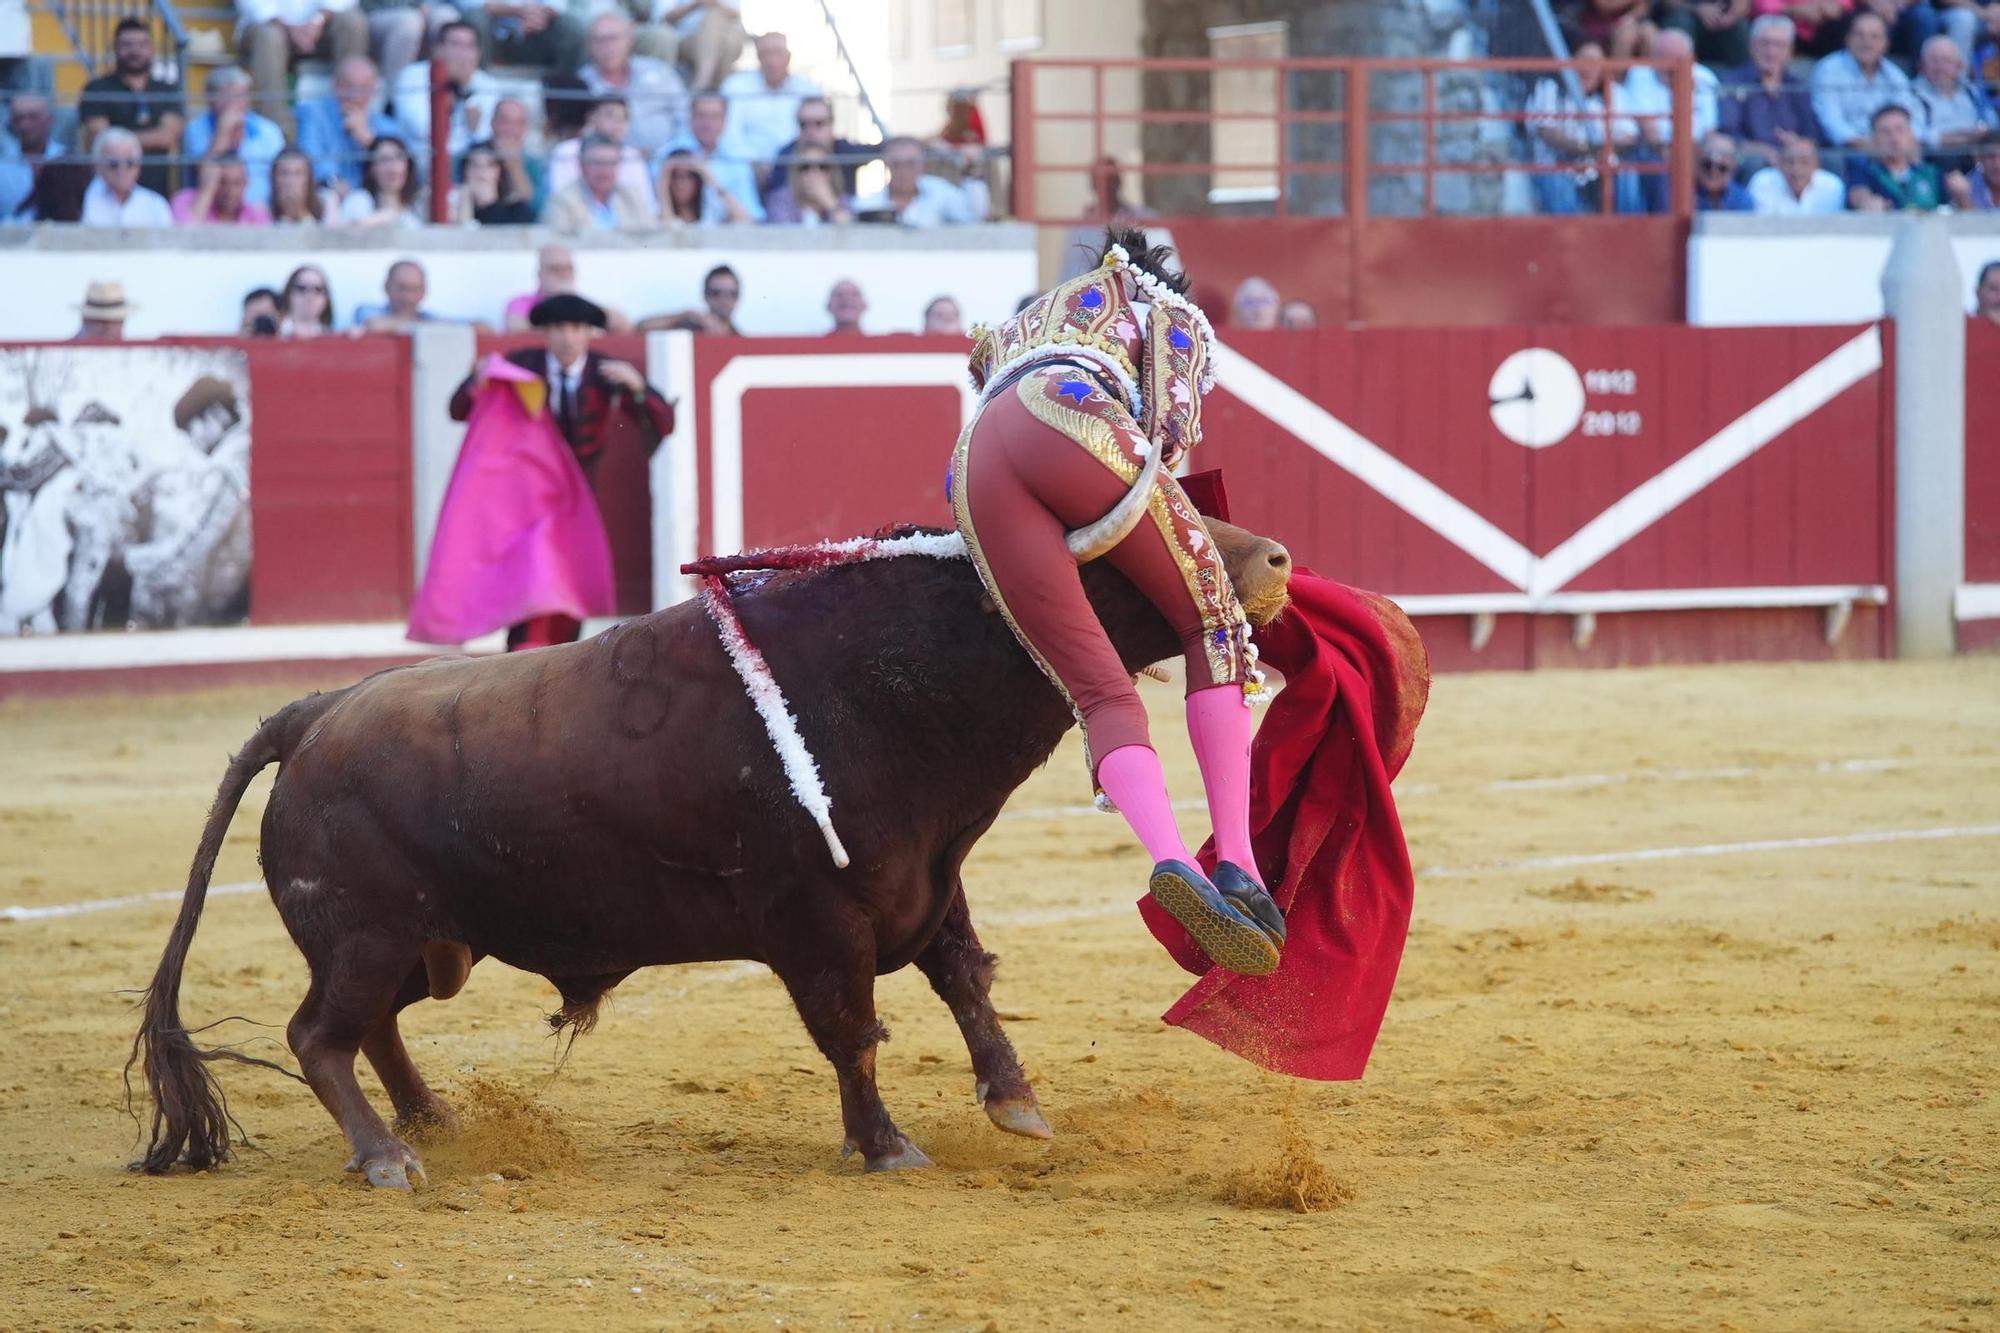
[529,293,608,329]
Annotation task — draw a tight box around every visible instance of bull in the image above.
[129,520,1294,1187]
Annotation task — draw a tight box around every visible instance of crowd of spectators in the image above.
[1533,3,2000,213]
[0,10,994,230]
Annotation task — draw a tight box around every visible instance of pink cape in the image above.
[1138,568,1432,1080]
[407,355,616,645]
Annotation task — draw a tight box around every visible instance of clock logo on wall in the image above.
[1487,348,1586,449]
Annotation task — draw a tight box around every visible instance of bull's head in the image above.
[1208,518,1292,626]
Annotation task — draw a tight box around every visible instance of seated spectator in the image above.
[463,0,583,72]
[657,90,763,221]
[1906,34,1999,172]
[503,242,634,330]
[183,67,285,208]
[241,286,283,336]
[1526,41,1645,213]
[719,30,819,167]
[1279,299,1318,329]
[658,147,752,222]
[1575,0,1654,56]
[921,294,963,336]
[1747,136,1847,210]
[269,146,334,223]
[238,0,368,137]
[353,257,438,332]
[78,18,184,197]
[1655,0,1753,67]
[1967,132,2000,207]
[1232,277,1280,329]
[356,0,424,98]
[395,20,500,158]
[1978,260,2000,324]
[0,91,62,221]
[338,134,426,227]
[1717,15,1824,170]
[547,94,655,207]
[769,96,871,199]
[854,135,988,225]
[655,0,746,91]
[487,96,542,208]
[542,132,653,230]
[1694,129,1756,206]
[74,280,132,340]
[81,128,171,227]
[296,55,398,190]
[581,10,687,158]
[450,141,536,224]
[825,277,866,335]
[172,155,272,224]
[1811,11,1910,159]
[1749,0,1853,57]
[1848,102,1963,207]
[279,263,336,336]
[1625,29,1720,145]
[762,142,851,224]
[638,262,743,333]
[541,71,592,145]
[1926,0,1994,62]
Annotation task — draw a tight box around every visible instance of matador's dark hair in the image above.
[1103,226,1191,295]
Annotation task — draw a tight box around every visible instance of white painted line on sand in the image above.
[1421,824,2000,879]
[2,881,263,922]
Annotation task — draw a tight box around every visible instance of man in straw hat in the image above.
[73,280,133,341]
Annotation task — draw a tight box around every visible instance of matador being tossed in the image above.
[951,227,1288,977]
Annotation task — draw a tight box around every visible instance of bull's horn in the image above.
[1064,440,1162,563]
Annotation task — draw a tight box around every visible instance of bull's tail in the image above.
[125,703,312,1174]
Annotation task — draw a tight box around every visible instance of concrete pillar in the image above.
[1880,213,1965,658]
[407,322,478,589]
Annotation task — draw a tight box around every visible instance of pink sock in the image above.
[1187,685,1262,882]
[1096,744,1193,866]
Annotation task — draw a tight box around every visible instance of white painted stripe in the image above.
[648,329,701,610]
[0,623,506,674]
[7,817,1995,928]
[1387,584,1887,617]
[1214,343,1536,591]
[1422,823,2000,878]
[1528,327,1884,597]
[1956,583,2000,621]
[2,880,262,922]
[707,353,977,559]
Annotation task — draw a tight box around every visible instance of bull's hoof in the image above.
[851,1135,932,1172]
[345,1144,427,1191]
[984,1095,1054,1140]
[1148,860,1281,977]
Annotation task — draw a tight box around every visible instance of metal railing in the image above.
[1008,56,1697,222]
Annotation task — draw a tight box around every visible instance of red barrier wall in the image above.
[1166,217,1688,328]
[1963,318,2000,652]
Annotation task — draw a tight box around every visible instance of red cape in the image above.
[1138,567,1431,1080]
[408,358,616,645]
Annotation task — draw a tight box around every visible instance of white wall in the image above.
[0,226,1039,341]
[1690,215,2000,326]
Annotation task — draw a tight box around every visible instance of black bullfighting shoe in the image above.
[1148,859,1282,977]
[1212,861,1287,953]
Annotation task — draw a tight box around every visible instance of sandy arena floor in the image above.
[1,656,1996,1331]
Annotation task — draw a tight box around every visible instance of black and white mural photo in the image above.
[0,348,252,636]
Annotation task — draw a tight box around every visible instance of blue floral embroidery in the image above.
[1169,326,1192,351]
[1057,379,1094,405]
[1078,287,1104,310]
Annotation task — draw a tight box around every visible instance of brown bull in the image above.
[130,521,1293,1187]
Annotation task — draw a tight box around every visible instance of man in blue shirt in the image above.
[1717,15,1824,171]
[182,66,285,206]
[1694,130,1754,210]
[296,55,398,190]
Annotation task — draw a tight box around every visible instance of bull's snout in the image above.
[1234,536,1293,626]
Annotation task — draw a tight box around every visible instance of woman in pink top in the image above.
[170,155,271,225]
